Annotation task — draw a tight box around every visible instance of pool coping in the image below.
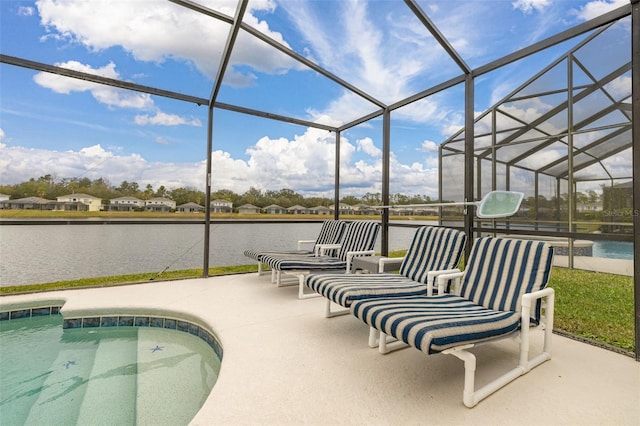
[0,300,223,360]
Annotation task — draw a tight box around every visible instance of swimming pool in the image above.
[0,308,222,425]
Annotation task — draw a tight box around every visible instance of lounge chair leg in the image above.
[325,300,349,318]
[378,331,408,354]
[444,319,554,409]
[368,328,379,348]
[445,346,479,407]
[298,274,321,299]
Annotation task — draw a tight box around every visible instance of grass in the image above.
[0,262,634,354]
[549,267,634,353]
[0,265,258,294]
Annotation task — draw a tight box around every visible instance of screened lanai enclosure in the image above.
[1,1,638,357]
[440,15,635,248]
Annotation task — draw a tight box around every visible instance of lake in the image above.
[0,221,430,286]
[0,220,632,287]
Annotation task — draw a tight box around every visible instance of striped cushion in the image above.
[260,221,380,272]
[315,220,347,257]
[458,237,553,322]
[244,248,315,262]
[399,227,466,283]
[336,221,380,261]
[304,226,466,307]
[350,237,554,355]
[261,253,347,271]
[243,220,346,261]
[351,295,522,354]
[306,274,429,307]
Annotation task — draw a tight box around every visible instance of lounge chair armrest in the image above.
[521,287,555,327]
[426,269,461,296]
[379,256,405,272]
[297,239,316,250]
[346,250,376,274]
[437,271,464,295]
[317,243,342,256]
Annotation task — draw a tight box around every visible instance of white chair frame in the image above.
[369,271,555,408]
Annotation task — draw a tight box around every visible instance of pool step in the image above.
[24,341,97,425]
[135,327,213,425]
[76,332,138,425]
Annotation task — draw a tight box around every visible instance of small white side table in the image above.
[351,256,403,273]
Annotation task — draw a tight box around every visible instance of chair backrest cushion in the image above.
[315,220,346,257]
[459,237,553,320]
[337,221,380,261]
[399,226,466,284]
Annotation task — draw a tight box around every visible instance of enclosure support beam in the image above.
[381,109,391,256]
[567,53,575,270]
[335,131,341,221]
[630,0,640,362]
[202,0,248,278]
[203,106,214,277]
[464,74,475,256]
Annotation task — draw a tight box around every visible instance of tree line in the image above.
[2,174,619,213]
[0,175,435,208]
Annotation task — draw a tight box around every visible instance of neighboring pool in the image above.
[0,307,222,425]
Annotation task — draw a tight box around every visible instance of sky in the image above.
[0,0,631,199]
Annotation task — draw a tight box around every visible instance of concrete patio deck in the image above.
[1,273,638,425]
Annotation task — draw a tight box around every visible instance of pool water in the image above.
[0,315,220,425]
[591,240,634,260]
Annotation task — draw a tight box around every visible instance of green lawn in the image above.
[549,267,634,353]
[0,263,635,354]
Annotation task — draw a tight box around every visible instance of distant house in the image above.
[145,197,176,212]
[176,202,204,213]
[237,204,261,214]
[0,194,10,202]
[0,196,55,210]
[576,200,603,213]
[263,204,286,214]
[56,193,103,212]
[330,203,353,215]
[394,207,414,216]
[352,204,377,215]
[211,199,233,213]
[308,205,331,215]
[287,205,308,214]
[108,196,144,211]
[413,207,439,216]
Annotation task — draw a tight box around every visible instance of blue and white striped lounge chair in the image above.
[305,226,466,318]
[243,220,346,277]
[260,221,380,299]
[351,237,554,408]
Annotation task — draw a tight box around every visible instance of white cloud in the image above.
[512,0,552,14]
[572,0,628,21]
[134,112,202,127]
[277,0,455,122]
[33,61,203,126]
[604,75,632,101]
[0,126,441,198]
[357,138,381,158]
[33,61,118,94]
[421,140,438,153]
[18,6,35,16]
[33,61,154,110]
[35,0,299,83]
